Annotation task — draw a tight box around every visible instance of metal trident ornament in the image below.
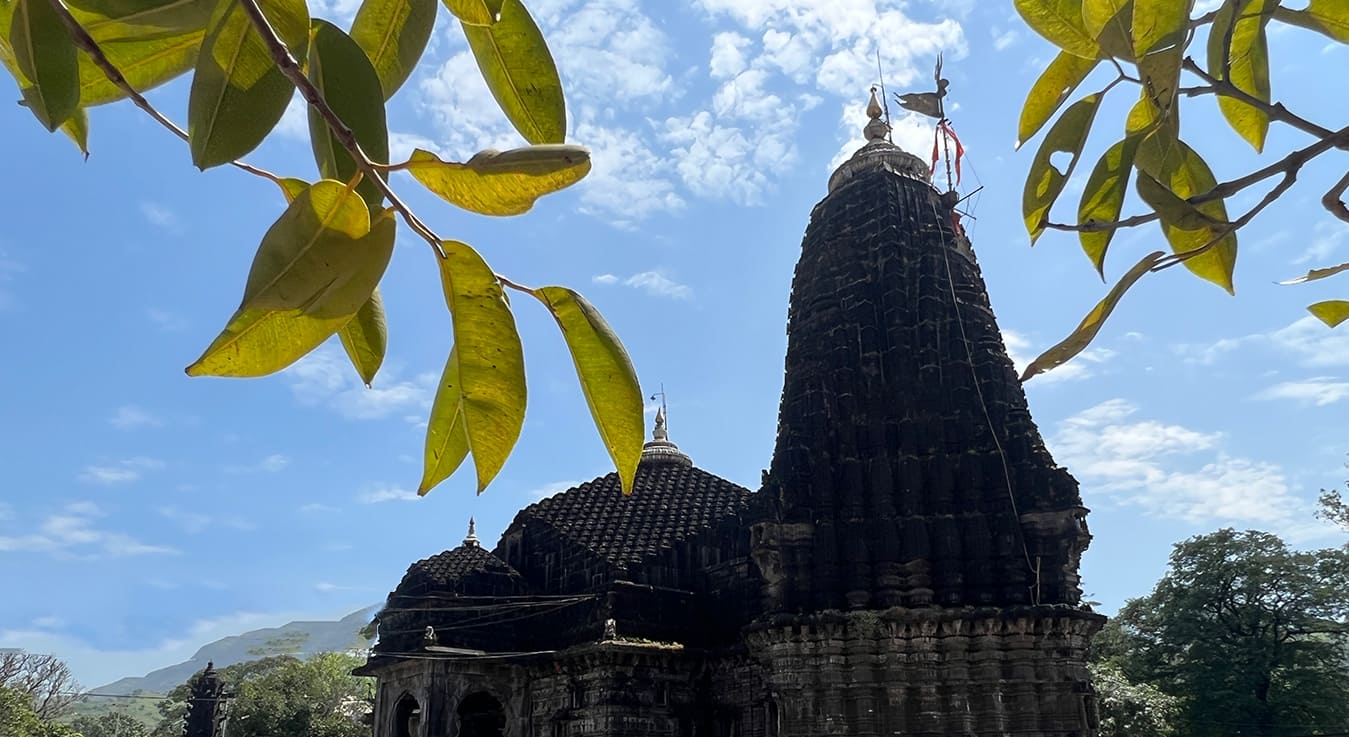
[894,53,948,119]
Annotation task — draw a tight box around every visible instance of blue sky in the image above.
[2,0,1347,689]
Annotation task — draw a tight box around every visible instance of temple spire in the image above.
[864,87,889,142]
[463,518,480,547]
[641,402,692,467]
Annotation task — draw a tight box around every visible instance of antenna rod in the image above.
[875,49,892,143]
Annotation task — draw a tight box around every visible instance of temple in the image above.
[356,90,1103,737]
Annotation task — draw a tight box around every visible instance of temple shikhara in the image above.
[356,91,1104,737]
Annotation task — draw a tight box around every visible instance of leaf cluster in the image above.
[1,0,647,495]
[1014,0,1349,380]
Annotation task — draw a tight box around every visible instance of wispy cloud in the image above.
[109,404,163,430]
[225,454,291,474]
[158,506,255,534]
[140,202,180,232]
[1180,316,1349,368]
[1254,377,1349,406]
[357,485,420,504]
[1003,329,1116,383]
[298,502,341,514]
[286,347,436,421]
[0,503,176,557]
[146,308,189,332]
[526,479,585,501]
[79,457,165,485]
[591,270,692,300]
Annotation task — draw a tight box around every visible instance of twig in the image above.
[1181,57,1336,140]
[1324,172,1349,224]
[1153,160,1299,272]
[44,0,281,182]
[235,0,447,258]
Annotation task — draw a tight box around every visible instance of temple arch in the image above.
[457,691,506,737]
[393,692,422,737]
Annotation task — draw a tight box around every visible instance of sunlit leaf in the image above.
[307,19,388,210]
[1023,93,1102,242]
[351,0,436,99]
[187,0,310,169]
[77,30,203,106]
[1021,251,1166,381]
[1013,0,1102,58]
[277,176,309,202]
[462,0,564,144]
[1208,0,1275,152]
[404,145,590,216]
[1280,262,1349,285]
[530,286,643,494]
[1017,51,1099,149]
[1308,300,1349,327]
[420,240,526,494]
[1077,135,1140,276]
[441,0,501,26]
[1136,170,1226,230]
[1136,43,1182,121]
[1135,135,1238,293]
[339,289,387,386]
[60,107,90,157]
[68,0,216,41]
[187,182,394,377]
[11,0,80,130]
[1274,0,1349,42]
[1082,0,1136,60]
[1133,0,1192,55]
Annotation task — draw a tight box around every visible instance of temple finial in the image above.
[864,86,889,142]
[653,405,668,442]
[464,517,480,547]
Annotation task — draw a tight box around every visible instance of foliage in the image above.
[0,686,81,737]
[1088,661,1180,737]
[1014,0,1349,379]
[0,0,644,496]
[68,713,146,737]
[1104,528,1349,737]
[1318,456,1349,531]
[151,655,371,737]
[0,653,81,722]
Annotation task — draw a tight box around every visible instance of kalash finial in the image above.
[864,86,889,142]
[464,517,480,547]
[653,405,668,442]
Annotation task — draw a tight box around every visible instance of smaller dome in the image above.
[640,406,692,467]
[829,88,930,193]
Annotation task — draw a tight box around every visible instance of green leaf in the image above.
[1021,250,1166,381]
[404,144,590,216]
[462,0,565,144]
[10,0,80,130]
[350,0,436,98]
[1308,300,1349,328]
[1136,44,1183,119]
[187,181,394,377]
[1077,135,1140,276]
[1013,0,1102,58]
[338,289,387,386]
[1023,93,1102,243]
[1017,51,1099,149]
[530,286,643,494]
[1280,262,1349,285]
[1274,0,1349,42]
[420,240,526,494]
[68,0,216,41]
[77,29,204,106]
[1133,0,1192,55]
[1136,170,1226,231]
[1208,0,1275,152]
[276,176,309,202]
[306,19,389,210]
[187,0,310,169]
[1082,0,1136,60]
[60,107,90,157]
[1135,135,1238,293]
[441,0,502,25]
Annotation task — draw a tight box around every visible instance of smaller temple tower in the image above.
[183,662,225,737]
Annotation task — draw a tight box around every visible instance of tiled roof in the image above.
[397,543,524,592]
[512,464,752,567]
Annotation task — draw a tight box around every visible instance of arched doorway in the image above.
[458,692,506,737]
[394,693,422,737]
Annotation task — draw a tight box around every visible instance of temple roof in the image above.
[396,522,526,595]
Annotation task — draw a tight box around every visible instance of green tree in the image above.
[1318,456,1348,532]
[152,655,371,737]
[0,686,82,737]
[0,0,644,496]
[1012,0,1349,380]
[68,713,146,737]
[0,653,80,721]
[1088,661,1180,737]
[1106,529,1349,737]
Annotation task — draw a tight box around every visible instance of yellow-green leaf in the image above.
[187,0,310,169]
[441,0,501,25]
[60,107,90,157]
[68,0,216,41]
[1023,93,1102,242]
[187,182,394,377]
[1208,0,1275,152]
[1135,136,1238,293]
[1280,262,1349,285]
[77,29,203,106]
[1274,1,1349,42]
[1021,250,1165,381]
[1013,0,1102,58]
[307,19,388,210]
[421,240,526,494]
[1136,170,1226,230]
[462,0,564,144]
[350,0,436,98]
[1133,0,1192,55]
[11,0,80,131]
[339,289,387,386]
[277,176,309,202]
[1017,51,1099,149]
[404,145,590,216]
[1077,135,1140,276]
[530,286,643,494]
[1308,300,1349,327]
[1082,0,1136,60]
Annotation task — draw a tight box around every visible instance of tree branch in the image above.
[1181,56,1337,140]
[235,0,446,258]
[1323,171,1349,224]
[44,0,281,182]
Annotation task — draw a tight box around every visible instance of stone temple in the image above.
[356,92,1104,737]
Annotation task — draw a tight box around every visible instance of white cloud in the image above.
[710,32,752,78]
[591,270,692,299]
[146,308,188,332]
[286,347,436,421]
[357,485,420,504]
[298,502,341,514]
[993,29,1020,51]
[79,457,165,485]
[109,404,162,430]
[1049,399,1329,539]
[0,503,176,557]
[274,94,310,141]
[1255,377,1349,406]
[526,479,584,501]
[140,202,180,232]
[1182,317,1349,368]
[572,122,684,224]
[1002,329,1117,384]
[591,274,619,285]
[1293,220,1347,265]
